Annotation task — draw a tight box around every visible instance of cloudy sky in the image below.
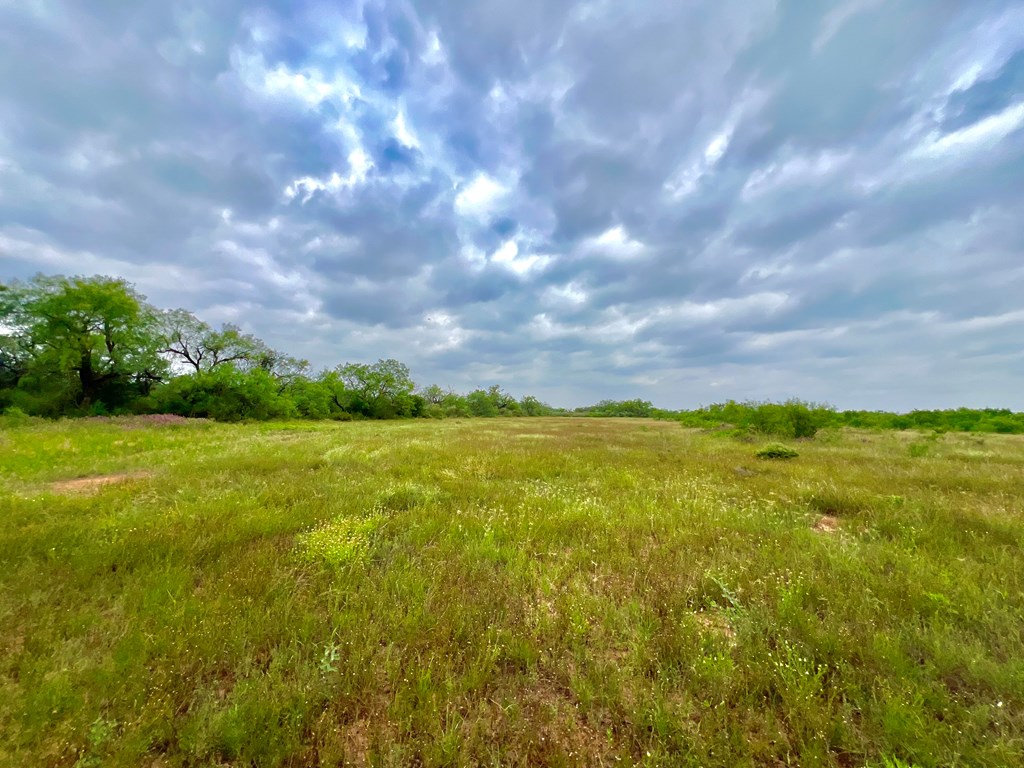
[1,1,1023,410]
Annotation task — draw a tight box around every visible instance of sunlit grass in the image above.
[1,417,1023,766]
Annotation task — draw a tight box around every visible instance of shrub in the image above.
[747,401,823,439]
[756,443,799,460]
[683,399,832,438]
[150,367,296,422]
[0,405,36,426]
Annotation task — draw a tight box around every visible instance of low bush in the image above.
[756,442,799,459]
[908,442,930,458]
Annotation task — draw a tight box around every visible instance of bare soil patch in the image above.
[695,611,736,642]
[50,471,153,493]
[814,515,840,533]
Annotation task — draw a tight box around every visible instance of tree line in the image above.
[580,398,1024,435]
[2,273,1021,432]
[0,274,562,421]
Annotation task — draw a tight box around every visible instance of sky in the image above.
[1,1,1023,410]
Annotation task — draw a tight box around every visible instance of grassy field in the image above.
[1,417,1023,767]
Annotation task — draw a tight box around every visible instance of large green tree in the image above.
[327,358,418,418]
[0,274,167,411]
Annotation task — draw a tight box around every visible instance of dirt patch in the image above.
[86,414,201,429]
[307,712,378,768]
[50,471,153,493]
[813,515,840,534]
[503,679,607,764]
[339,718,371,768]
[695,612,736,642]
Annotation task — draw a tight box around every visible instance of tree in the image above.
[248,348,310,389]
[329,359,417,418]
[418,384,448,405]
[160,310,277,374]
[1,274,167,411]
[487,385,521,415]
[466,389,499,417]
[519,395,555,416]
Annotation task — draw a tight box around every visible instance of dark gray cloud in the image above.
[2,0,1023,409]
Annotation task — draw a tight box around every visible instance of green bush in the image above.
[746,401,823,438]
[679,399,832,438]
[0,405,36,426]
[150,367,296,422]
[756,443,799,460]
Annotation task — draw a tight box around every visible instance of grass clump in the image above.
[806,484,870,517]
[755,442,800,459]
[295,514,383,566]
[376,482,436,512]
[908,442,930,458]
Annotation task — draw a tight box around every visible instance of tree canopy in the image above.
[1,275,166,414]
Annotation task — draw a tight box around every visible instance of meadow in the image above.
[1,417,1022,767]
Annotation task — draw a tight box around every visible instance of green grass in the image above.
[1,417,1023,767]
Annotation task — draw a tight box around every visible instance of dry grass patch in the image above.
[814,515,841,533]
[49,470,153,493]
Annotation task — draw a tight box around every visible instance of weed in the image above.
[72,717,116,768]
[295,514,383,566]
[319,641,341,676]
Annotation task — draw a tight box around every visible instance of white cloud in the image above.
[392,108,421,149]
[454,173,510,219]
[664,121,737,199]
[580,226,645,258]
[284,148,373,201]
[656,292,790,325]
[423,311,470,351]
[703,128,732,164]
[543,282,588,307]
[914,101,1024,159]
[422,29,446,66]
[939,6,1024,96]
[489,239,552,276]
[742,150,852,199]
[235,51,362,109]
[944,309,1024,333]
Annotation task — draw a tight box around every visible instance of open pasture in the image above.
[1,417,1023,767]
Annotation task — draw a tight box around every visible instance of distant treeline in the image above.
[577,399,1024,435]
[2,274,1022,432]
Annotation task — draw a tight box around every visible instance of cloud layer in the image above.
[2,0,1023,409]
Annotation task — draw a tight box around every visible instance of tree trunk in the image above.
[78,351,95,407]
